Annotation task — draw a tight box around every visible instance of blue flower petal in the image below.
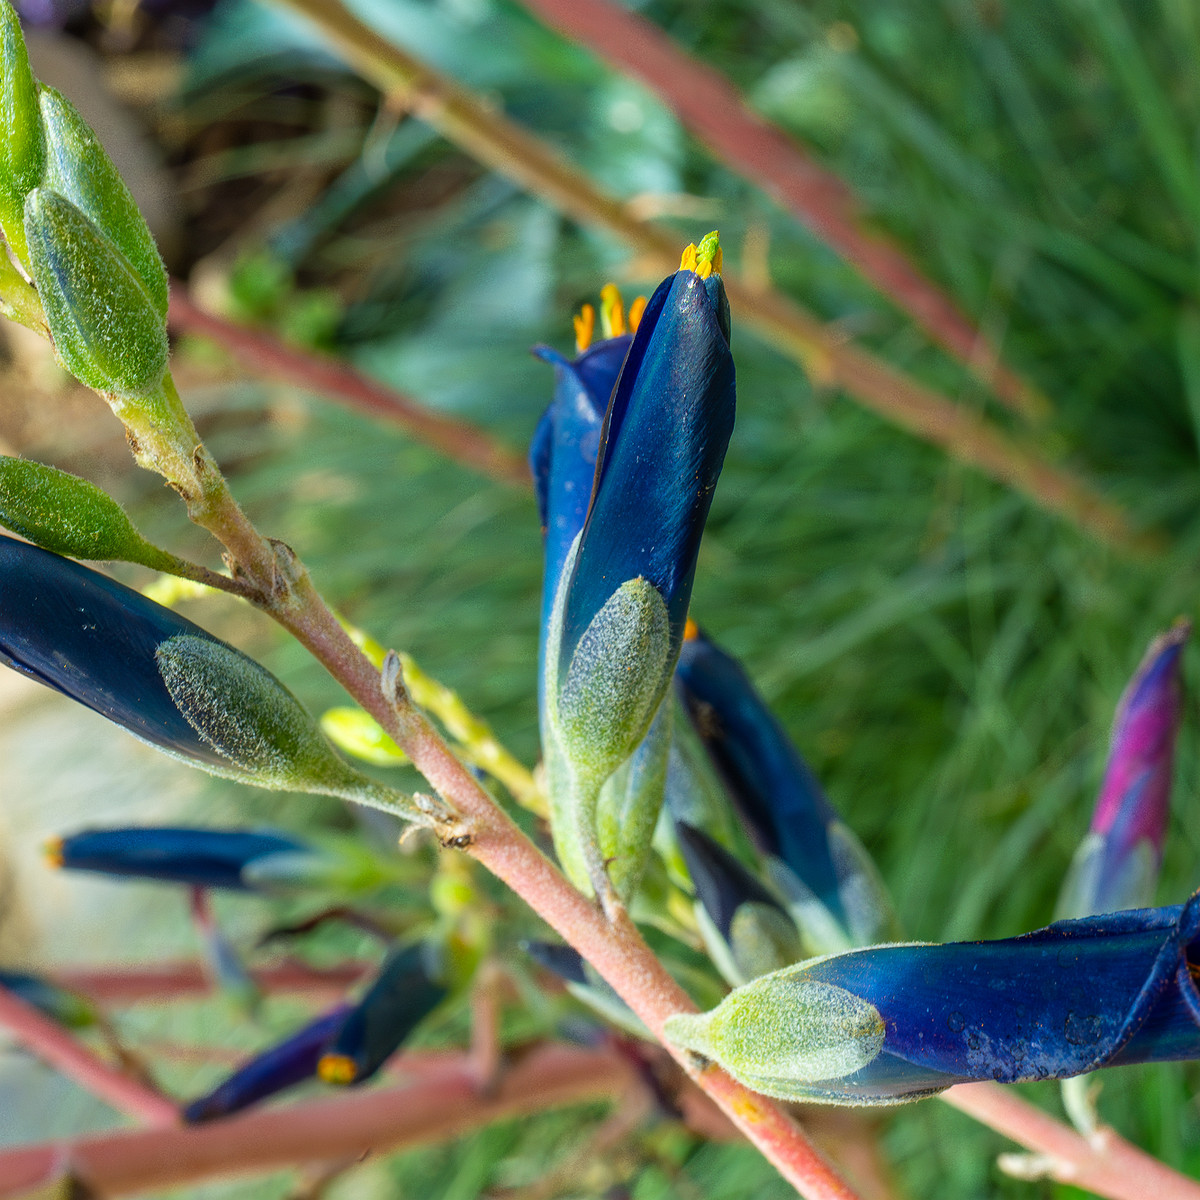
[183,1005,351,1123]
[557,269,735,676]
[531,335,630,628]
[0,534,227,765]
[675,820,787,942]
[52,826,311,891]
[320,943,445,1084]
[674,628,844,923]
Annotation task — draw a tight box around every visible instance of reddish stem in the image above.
[943,1083,1200,1200]
[0,985,177,1126]
[52,960,370,1005]
[513,0,1044,421]
[0,1045,637,1198]
[167,290,531,489]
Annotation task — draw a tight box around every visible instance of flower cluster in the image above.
[527,237,1200,1108]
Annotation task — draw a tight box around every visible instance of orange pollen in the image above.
[317,1054,358,1085]
[628,295,647,332]
[599,283,626,339]
[43,836,64,869]
[683,618,700,641]
[573,303,595,353]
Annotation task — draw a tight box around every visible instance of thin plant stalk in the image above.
[269,0,1143,553]
[511,0,1045,421]
[52,960,371,1005]
[0,984,177,1126]
[0,1045,639,1198]
[943,1083,1200,1200]
[168,290,530,489]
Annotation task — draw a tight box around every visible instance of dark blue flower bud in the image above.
[0,969,95,1028]
[667,891,1200,1104]
[183,1005,351,1123]
[675,822,802,984]
[675,625,893,951]
[47,826,313,892]
[317,943,445,1085]
[539,236,736,902]
[0,535,421,819]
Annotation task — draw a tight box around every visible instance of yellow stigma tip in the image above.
[573,303,595,353]
[628,295,647,333]
[683,618,700,642]
[317,1054,358,1085]
[693,231,722,279]
[43,836,64,869]
[599,282,626,339]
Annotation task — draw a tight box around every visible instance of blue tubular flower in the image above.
[541,235,736,902]
[183,1005,351,1123]
[1059,620,1190,920]
[674,625,893,952]
[0,970,95,1028]
[530,326,633,638]
[317,943,446,1085]
[48,827,312,891]
[675,822,802,986]
[666,892,1200,1105]
[0,535,422,820]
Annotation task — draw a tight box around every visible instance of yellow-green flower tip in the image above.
[680,231,723,279]
[317,1053,358,1085]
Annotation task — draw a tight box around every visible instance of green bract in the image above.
[0,456,174,566]
[664,974,886,1100]
[0,1,42,268]
[39,86,168,316]
[24,187,168,396]
[556,576,672,784]
[156,634,411,809]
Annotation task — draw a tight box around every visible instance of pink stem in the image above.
[52,960,370,1005]
[0,985,177,1126]
[943,1083,1200,1200]
[511,0,1042,420]
[167,290,531,489]
[0,1045,637,1198]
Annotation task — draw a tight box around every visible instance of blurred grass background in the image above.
[2,0,1200,1195]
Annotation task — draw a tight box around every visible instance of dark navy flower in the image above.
[48,826,313,891]
[0,969,95,1028]
[1059,620,1189,919]
[674,624,892,951]
[530,291,635,639]
[667,891,1200,1104]
[538,235,736,902]
[183,1004,351,1123]
[674,821,801,985]
[0,535,421,819]
[318,942,446,1085]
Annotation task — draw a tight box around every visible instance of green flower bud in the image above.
[24,187,168,396]
[664,972,885,1102]
[39,86,167,316]
[0,1,43,268]
[0,455,174,566]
